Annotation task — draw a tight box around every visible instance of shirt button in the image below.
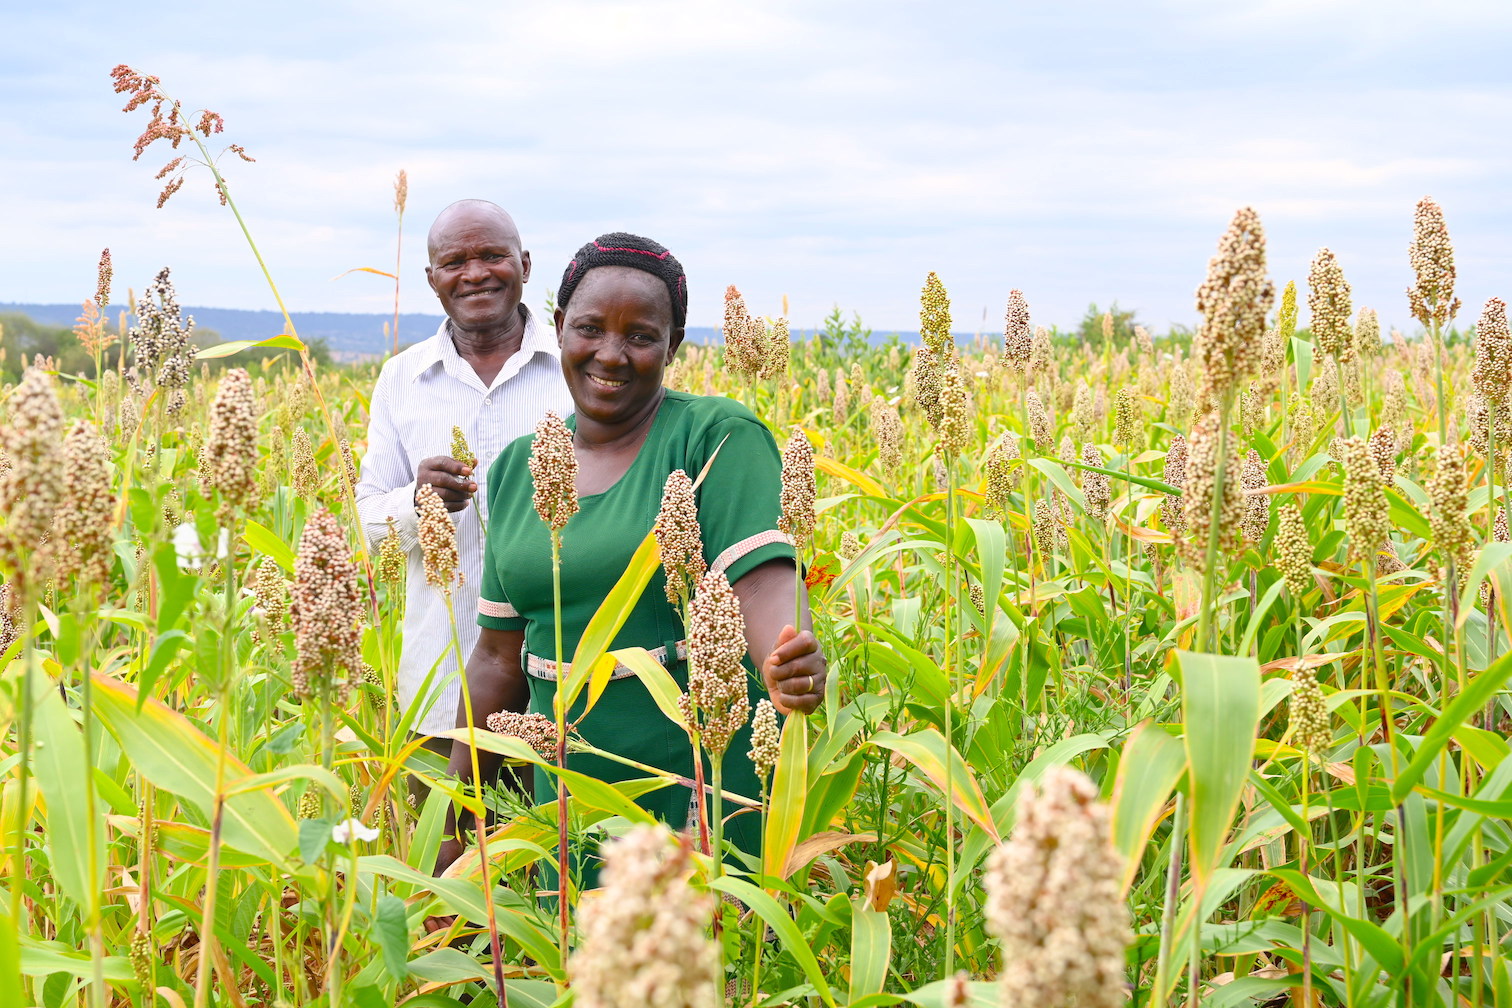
[484,398,492,406]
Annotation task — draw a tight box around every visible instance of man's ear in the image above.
[520,249,532,284]
[425,265,437,295]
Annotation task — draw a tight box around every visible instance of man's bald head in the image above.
[427,200,522,263]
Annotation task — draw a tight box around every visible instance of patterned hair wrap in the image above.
[558,232,687,329]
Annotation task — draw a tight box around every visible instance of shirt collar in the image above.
[409,305,559,385]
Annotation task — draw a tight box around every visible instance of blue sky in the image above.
[4,0,1510,335]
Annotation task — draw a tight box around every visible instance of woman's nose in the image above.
[594,335,629,364]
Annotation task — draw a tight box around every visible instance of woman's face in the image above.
[554,266,684,430]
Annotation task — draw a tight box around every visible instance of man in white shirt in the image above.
[357,199,571,753]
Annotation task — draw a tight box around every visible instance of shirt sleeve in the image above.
[355,365,421,553]
[477,441,527,631]
[695,412,797,586]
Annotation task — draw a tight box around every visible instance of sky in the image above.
[4,0,1511,336]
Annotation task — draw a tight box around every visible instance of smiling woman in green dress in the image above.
[435,232,827,878]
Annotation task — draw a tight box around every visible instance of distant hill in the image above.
[0,303,727,361]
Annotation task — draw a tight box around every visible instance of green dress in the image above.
[477,390,795,878]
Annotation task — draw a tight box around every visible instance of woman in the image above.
[437,232,826,878]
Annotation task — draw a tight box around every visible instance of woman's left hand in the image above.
[761,624,826,716]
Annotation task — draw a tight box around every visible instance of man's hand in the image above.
[760,624,826,716]
[416,456,477,513]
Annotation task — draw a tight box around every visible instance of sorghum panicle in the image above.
[1082,444,1110,521]
[1160,434,1188,536]
[1426,443,1475,567]
[911,346,943,428]
[204,367,258,521]
[683,568,750,756]
[529,411,578,533]
[290,508,363,702]
[569,825,719,1008]
[984,766,1131,1008]
[920,272,952,355]
[0,367,65,592]
[1003,289,1032,371]
[1241,448,1270,543]
[1194,207,1275,397]
[484,710,559,759]
[1274,503,1313,598]
[450,425,476,469]
[937,361,970,454]
[1340,436,1392,562]
[748,698,780,778]
[415,483,461,592]
[377,517,406,584]
[1473,297,1512,408]
[872,400,903,472]
[1290,668,1331,759]
[52,421,115,587]
[1179,414,1244,571]
[1407,196,1460,328]
[1027,390,1051,450]
[291,428,319,501]
[778,428,817,549]
[655,469,705,606]
[1307,248,1353,360]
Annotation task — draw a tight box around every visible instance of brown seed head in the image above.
[530,411,578,533]
[415,483,461,593]
[682,570,749,757]
[1307,248,1352,359]
[1027,390,1051,450]
[1160,434,1188,536]
[1426,443,1475,566]
[1473,297,1512,407]
[52,421,115,588]
[1003,289,1032,370]
[569,824,719,1008]
[0,366,65,593]
[984,766,1131,1008]
[1407,196,1460,329]
[1340,436,1391,562]
[984,433,1020,520]
[291,428,319,500]
[484,710,559,759]
[290,508,362,702]
[1082,444,1110,521]
[1241,448,1270,543]
[96,249,112,308]
[204,368,258,520]
[872,400,903,472]
[1194,207,1275,397]
[1179,414,1245,570]
[778,428,816,549]
[655,469,705,606]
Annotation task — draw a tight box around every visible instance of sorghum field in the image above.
[2,69,1509,1008]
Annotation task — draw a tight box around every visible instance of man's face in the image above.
[425,207,531,333]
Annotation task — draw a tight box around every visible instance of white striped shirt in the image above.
[356,309,572,734]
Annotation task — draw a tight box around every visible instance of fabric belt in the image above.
[522,640,689,682]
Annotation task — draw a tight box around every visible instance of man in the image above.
[357,199,571,755]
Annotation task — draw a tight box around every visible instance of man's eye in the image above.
[484,253,504,262]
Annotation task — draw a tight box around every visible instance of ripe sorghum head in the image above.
[415,483,461,593]
[377,517,405,584]
[484,710,559,759]
[722,285,758,378]
[1274,503,1312,598]
[1194,207,1275,397]
[291,428,319,501]
[911,346,943,428]
[655,469,705,606]
[984,433,1019,520]
[1004,289,1032,371]
[252,554,288,634]
[128,268,196,415]
[1355,307,1381,359]
[1082,444,1110,521]
[778,428,817,549]
[1030,326,1054,378]
[569,825,719,1008]
[1168,366,1195,428]
[95,249,113,308]
[1160,434,1188,537]
[920,272,952,355]
[1241,448,1270,543]
[204,368,258,521]
[1473,297,1512,407]
[937,362,970,454]
[290,508,362,702]
[1290,667,1330,758]
[1135,325,1154,354]
[1340,436,1392,562]
[748,698,781,778]
[1058,434,1076,465]
[1113,387,1138,448]
[1033,499,1063,556]
[1407,196,1460,329]
[1426,443,1475,566]
[760,317,791,380]
[1307,248,1352,360]
[52,421,115,588]
[1369,425,1397,480]
[832,369,851,425]
[0,367,65,594]
[984,766,1131,1008]
[682,569,750,757]
[1179,414,1245,571]
[872,400,903,472]
[1287,394,1315,456]
[529,411,578,533]
[1028,390,1051,450]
